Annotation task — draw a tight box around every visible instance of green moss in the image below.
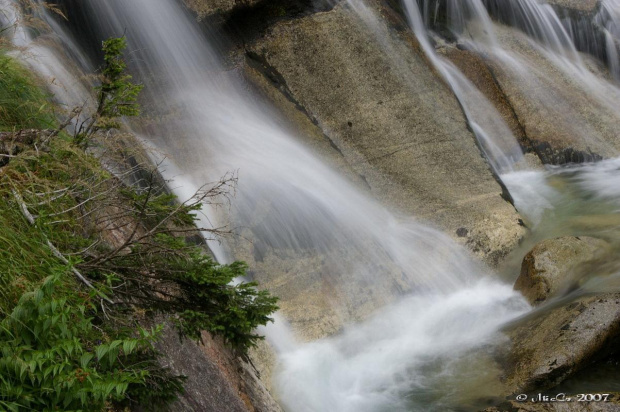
[0,53,57,131]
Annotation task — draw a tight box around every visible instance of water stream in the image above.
[2,0,620,410]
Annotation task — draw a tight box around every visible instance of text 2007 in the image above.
[576,394,610,402]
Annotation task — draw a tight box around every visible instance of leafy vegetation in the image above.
[0,37,277,410]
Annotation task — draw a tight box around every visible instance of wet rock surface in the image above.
[545,0,600,14]
[150,324,282,412]
[501,294,620,395]
[245,2,524,262]
[183,0,261,19]
[241,1,526,339]
[485,24,620,162]
[514,237,609,305]
[441,48,528,149]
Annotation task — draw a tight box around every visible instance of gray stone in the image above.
[150,323,282,412]
[501,294,620,394]
[545,0,600,13]
[514,237,609,305]
[183,0,260,19]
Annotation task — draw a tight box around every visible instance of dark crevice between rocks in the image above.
[378,1,517,208]
[442,76,517,208]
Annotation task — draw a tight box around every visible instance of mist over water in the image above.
[275,280,529,412]
[4,0,620,410]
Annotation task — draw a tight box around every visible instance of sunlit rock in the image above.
[515,236,609,305]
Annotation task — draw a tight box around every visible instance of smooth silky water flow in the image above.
[3,0,620,410]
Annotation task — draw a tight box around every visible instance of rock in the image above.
[484,23,620,164]
[183,0,260,19]
[148,323,282,412]
[246,2,524,262]
[441,48,528,149]
[545,0,600,14]
[500,294,620,394]
[483,393,620,411]
[242,1,526,338]
[514,237,609,305]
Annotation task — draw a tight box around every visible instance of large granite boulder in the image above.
[500,236,619,394]
[514,236,609,305]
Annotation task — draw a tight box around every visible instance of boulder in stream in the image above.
[501,293,620,394]
[514,236,609,305]
[500,237,620,395]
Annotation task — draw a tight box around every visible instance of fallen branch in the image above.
[11,188,113,304]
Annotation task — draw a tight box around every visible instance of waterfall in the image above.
[396,0,524,174]
[0,0,534,409]
[4,0,619,410]
[0,0,92,115]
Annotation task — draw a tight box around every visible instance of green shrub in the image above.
[0,272,168,411]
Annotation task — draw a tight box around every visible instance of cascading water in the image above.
[0,0,91,114]
[416,0,620,160]
[2,0,534,409]
[4,0,620,410]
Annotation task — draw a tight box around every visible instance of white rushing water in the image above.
[395,0,524,174]
[4,0,620,410]
[275,280,528,412]
[417,0,620,159]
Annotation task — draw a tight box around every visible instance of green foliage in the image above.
[0,54,56,131]
[0,272,164,411]
[106,235,279,350]
[0,35,278,410]
[75,37,143,146]
[92,176,279,352]
[97,37,142,120]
